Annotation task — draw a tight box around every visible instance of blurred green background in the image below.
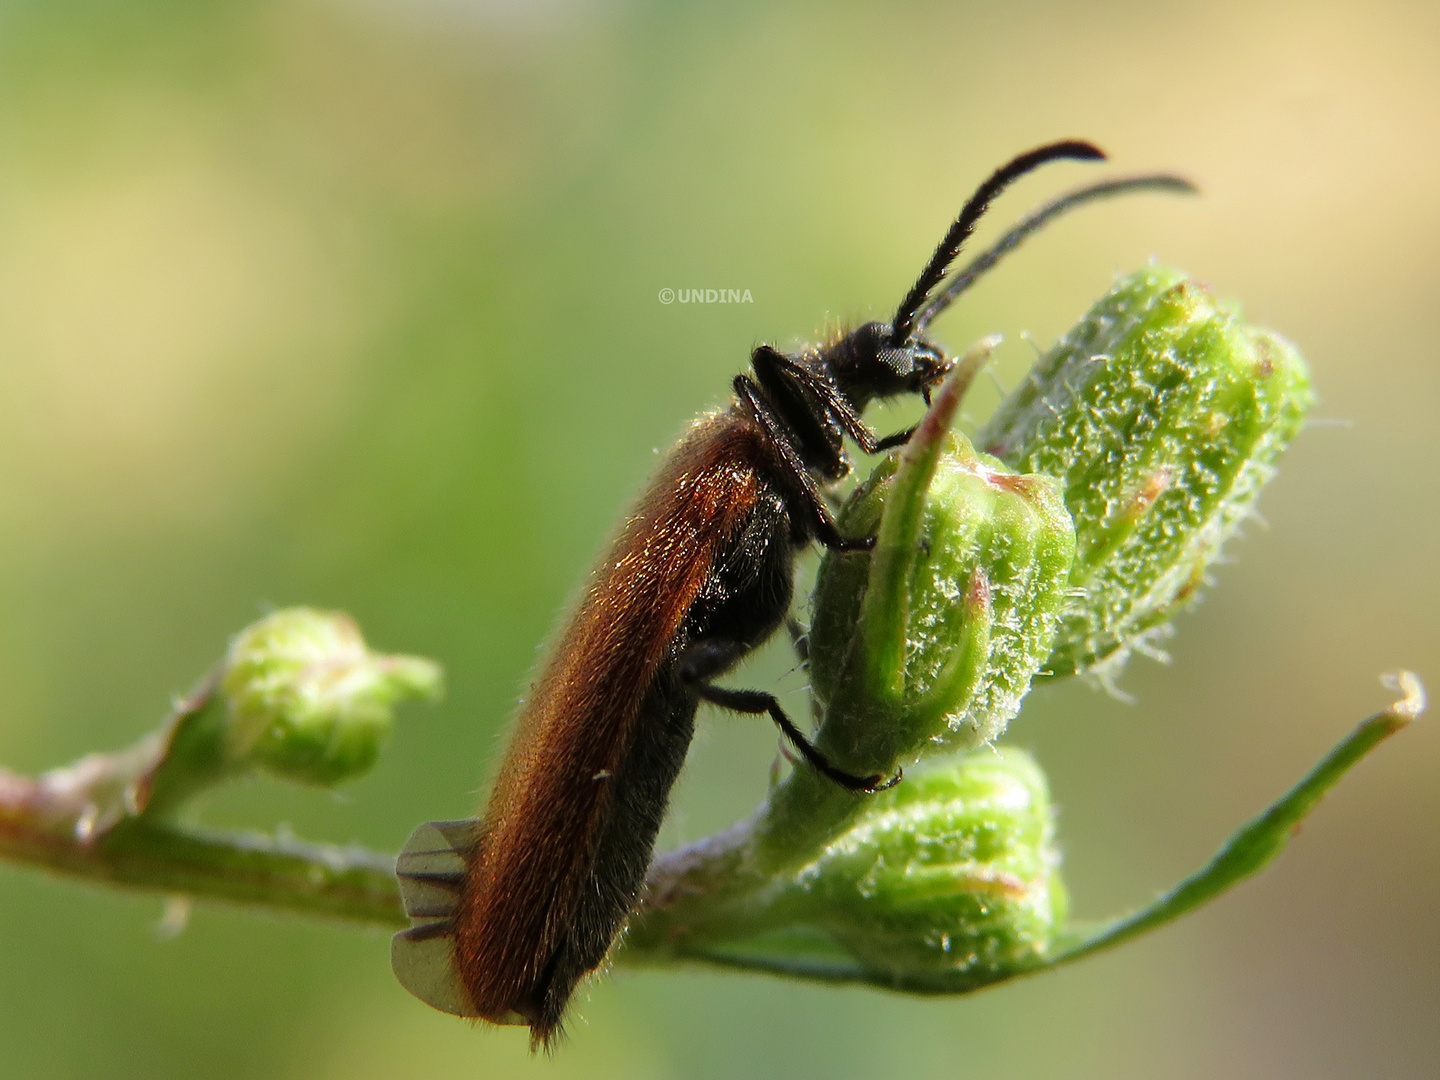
[0,1,1435,1077]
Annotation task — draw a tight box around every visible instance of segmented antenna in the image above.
[914,174,1198,332]
[889,139,1105,347]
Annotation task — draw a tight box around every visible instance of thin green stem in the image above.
[621,674,1424,991]
[0,764,405,926]
[1043,671,1425,966]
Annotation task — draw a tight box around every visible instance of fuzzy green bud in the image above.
[803,748,1063,989]
[220,609,442,786]
[666,748,1064,991]
[979,266,1314,679]
[809,431,1075,754]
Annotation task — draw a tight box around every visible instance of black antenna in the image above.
[914,174,1198,333]
[889,139,1105,347]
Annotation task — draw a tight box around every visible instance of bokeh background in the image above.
[0,1,1436,1077]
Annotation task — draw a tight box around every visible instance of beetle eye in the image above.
[876,346,916,377]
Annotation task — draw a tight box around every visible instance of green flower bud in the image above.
[652,748,1064,991]
[220,608,442,786]
[809,431,1075,752]
[800,748,1063,989]
[978,266,1314,679]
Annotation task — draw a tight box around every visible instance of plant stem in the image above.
[0,674,1421,979]
[0,765,404,926]
[1044,671,1425,967]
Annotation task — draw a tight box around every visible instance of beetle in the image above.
[390,139,1194,1048]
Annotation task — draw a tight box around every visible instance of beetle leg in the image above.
[678,639,899,793]
[872,425,918,452]
[694,683,899,793]
[734,375,875,553]
[751,345,882,453]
